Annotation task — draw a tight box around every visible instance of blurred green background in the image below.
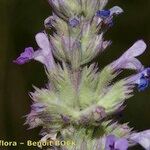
[0,0,150,149]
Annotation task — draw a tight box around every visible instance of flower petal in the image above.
[124,40,146,59]
[130,130,150,150]
[35,32,51,56]
[142,67,150,77]
[96,10,110,18]
[105,135,116,150]
[110,6,124,16]
[34,32,55,69]
[33,50,46,64]
[111,40,146,71]
[115,138,128,150]
[120,58,144,71]
[13,47,34,65]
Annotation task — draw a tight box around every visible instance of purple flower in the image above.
[105,135,128,150]
[69,17,80,27]
[109,6,124,16]
[14,32,55,70]
[96,10,113,27]
[142,67,150,77]
[111,40,146,71]
[13,47,34,65]
[136,68,150,91]
[96,10,111,19]
[137,74,149,91]
[129,130,150,150]
[96,6,123,28]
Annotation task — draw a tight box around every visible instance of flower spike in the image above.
[14,0,150,150]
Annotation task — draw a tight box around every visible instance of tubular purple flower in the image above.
[14,32,56,70]
[96,6,123,28]
[111,40,146,71]
[96,6,123,19]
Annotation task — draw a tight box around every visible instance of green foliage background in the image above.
[0,0,150,149]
